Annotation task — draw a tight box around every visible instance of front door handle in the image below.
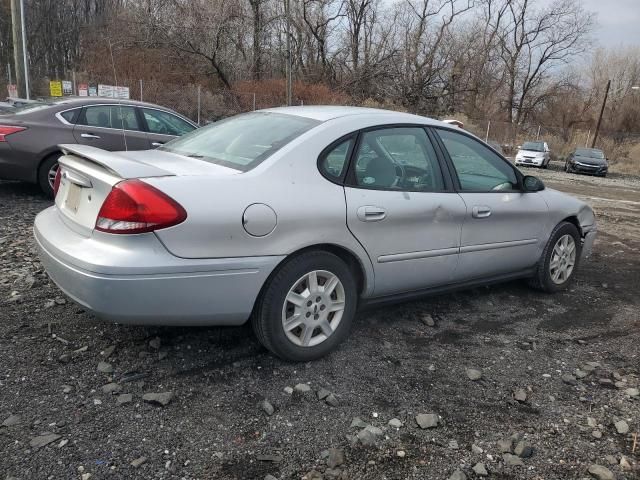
[357,206,387,222]
[151,142,164,147]
[80,133,100,139]
[472,206,492,218]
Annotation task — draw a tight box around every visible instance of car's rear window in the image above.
[160,112,320,171]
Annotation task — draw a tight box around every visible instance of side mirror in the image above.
[523,175,545,192]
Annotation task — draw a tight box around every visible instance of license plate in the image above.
[64,183,82,214]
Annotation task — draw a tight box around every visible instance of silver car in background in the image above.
[34,107,597,361]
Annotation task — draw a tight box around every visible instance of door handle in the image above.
[357,206,387,222]
[472,206,492,218]
[80,133,100,139]
[151,142,164,147]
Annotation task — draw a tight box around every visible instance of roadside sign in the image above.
[62,80,73,95]
[7,84,18,98]
[88,85,97,96]
[50,81,63,97]
[78,83,88,97]
[98,84,130,99]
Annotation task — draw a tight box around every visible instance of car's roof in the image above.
[46,97,172,109]
[261,105,441,124]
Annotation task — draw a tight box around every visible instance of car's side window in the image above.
[319,137,354,180]
[80,105,141,131]
[436,128,518,192]
[142,108,195,136]
[351,127,444,192]
[59,108,80,124]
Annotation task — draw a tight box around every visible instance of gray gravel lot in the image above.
[1,167,639,480]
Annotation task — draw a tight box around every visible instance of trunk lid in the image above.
[55,144,239,235]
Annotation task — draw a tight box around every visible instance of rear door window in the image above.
[80,105,141,131]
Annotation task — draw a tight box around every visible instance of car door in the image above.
[73,104,150,151]
[341,126,466,296]
[433,127,548,281]
[140,108,197,148]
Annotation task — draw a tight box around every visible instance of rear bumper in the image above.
[34,207,284,325]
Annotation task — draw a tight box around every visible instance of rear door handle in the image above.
[80,133,100,139]
[357,206,387,222]
[472,206,492,218]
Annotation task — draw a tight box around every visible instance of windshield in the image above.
[575,148,604,159]
[522,142,544,152]
[160,112,320,171]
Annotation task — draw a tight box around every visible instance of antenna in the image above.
[107,37,128,151]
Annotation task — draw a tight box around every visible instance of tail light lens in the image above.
[95,179,187,234]
[0,125,27,142]
[53,168,62,197]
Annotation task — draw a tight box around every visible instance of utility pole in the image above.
[285,0,292,106]
[10,0,25,98]
[591,79,611,149]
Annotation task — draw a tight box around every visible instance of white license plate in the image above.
[64,183,82,214]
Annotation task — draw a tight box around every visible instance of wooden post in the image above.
[592,80,611,149]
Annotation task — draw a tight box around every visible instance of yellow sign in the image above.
[50,81,63,97]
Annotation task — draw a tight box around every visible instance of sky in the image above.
[562,0,640,47]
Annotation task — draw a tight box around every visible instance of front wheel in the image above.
[529,222,581,293]
[252,251,357,361]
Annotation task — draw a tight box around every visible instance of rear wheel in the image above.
[529,221,581,293]
[252,251,357,361]
[38,154,61,198]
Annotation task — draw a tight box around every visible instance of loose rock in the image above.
[624,387,639,397]
[97,361,113,374]
[421,314,436,327]
[30,433,61,449]
[294,383,311,393]
[148,337,161,350]
[117,394,133,405]
[587,464,614,480]
[592,430,603,439]
[466,368,482,381]
[388,418,403,428]
[561,374,578,386]
[131,457,147,468]
[415,413,439,429]
[350,417,368,428]
[142,392,174,407]
[102,383,122,395]
[471,444,483,454]
[326,448,344,468]
[614,420,629,434]
[261,399,275,416]
[449,469,467,480]
[497,438,513,453]
[2,414,21,427]
[325,393,339,407]
[514,388,527,402]
[514,441,533,458]
[317,388,331,400]
[472,462,488,476]
[357,425,382,446]
[503,453,524,466]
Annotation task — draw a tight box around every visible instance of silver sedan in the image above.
[34,107,597,361]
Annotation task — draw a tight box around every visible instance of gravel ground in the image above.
[1,166,639,480]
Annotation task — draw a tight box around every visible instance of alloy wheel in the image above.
[281,270,346,347]
[549,234,576,284]
[47,162,59,190]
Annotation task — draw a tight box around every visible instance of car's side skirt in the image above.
[359,268,536,309]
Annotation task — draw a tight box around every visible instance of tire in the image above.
[38,154,62,198]
[252,251,358,362]
[529,221,581,293]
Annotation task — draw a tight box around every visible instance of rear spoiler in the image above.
[58,144,173,179]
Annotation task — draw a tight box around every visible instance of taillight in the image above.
[0,125,27,142]
[95,180,187,234]
[53,168,62,197]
